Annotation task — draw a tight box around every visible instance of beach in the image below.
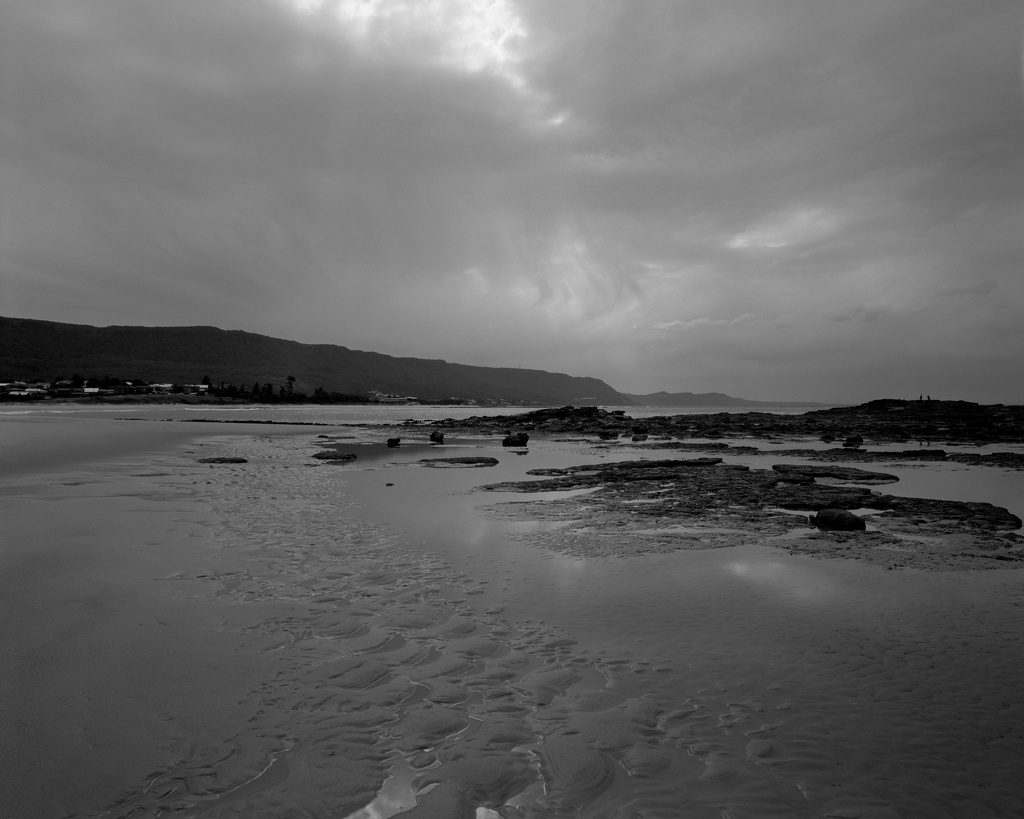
[2,407,1023,818]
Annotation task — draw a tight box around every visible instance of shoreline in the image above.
[2,413,1024,816]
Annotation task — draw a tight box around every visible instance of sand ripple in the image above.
[537,737,617,811]
[70,431,1024,819]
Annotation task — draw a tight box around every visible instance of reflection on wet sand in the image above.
[1,419,1023,817]
[726,559,843,604]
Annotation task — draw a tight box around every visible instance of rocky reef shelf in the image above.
[407,399,1024,450]
[477,456,1022,571]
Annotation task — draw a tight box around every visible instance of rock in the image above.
[897,449,947,460]
[502,432,529,447]
[883,496,1022,531]
[477,454,1023,568]
[810,508,866,531]
[311,451,357,462]
[198,457,247,464]
[772,464,899,485]
[773,473,814,485]
[475,452,1022,568]
[429,430,445,444]
[410,399,1024,448]
[419,457,499,468]
[387,437,401,448]
[952,452,1024,468]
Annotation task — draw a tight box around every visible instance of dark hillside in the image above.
[0,316,629,405]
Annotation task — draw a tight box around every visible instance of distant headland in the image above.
[1,316,821,408]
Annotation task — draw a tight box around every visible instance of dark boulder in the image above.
[429,431,445,444]
[387,438,401,448]
[810,508,867,531]
[502,432,530,447]
[198,457,247,464]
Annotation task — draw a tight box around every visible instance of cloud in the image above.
[826,305,892,324]
[2,0,1023,403]
[727,208,843,250]
[655,313,755,331]
[284,0,532,93]
[935,280,1000,299]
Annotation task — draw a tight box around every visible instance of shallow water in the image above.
[1,415,1023,818]
[0,401,828,424]
[0,402,522,425]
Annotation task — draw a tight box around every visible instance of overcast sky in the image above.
[2,0,1023,403]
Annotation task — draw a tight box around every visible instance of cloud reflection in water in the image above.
[726,558,838,605]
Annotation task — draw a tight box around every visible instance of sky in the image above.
[2,0,1023,404]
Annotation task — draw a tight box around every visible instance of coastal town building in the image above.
[368,390,418,404]
[0,379,210,400]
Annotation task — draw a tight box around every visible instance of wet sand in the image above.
[2,416,1023,818]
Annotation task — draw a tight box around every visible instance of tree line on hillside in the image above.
[215,376,376,404]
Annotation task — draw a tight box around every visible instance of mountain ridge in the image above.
[624,390,830,408]
[0,316,628,405]
[1,316,822,407]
